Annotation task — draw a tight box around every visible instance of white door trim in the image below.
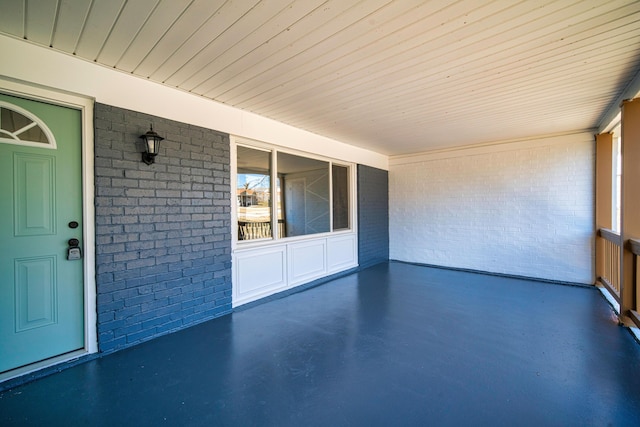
[0,76,97,382]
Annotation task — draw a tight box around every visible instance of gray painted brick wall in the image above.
[358,165,389,268]
[94,103,232,353]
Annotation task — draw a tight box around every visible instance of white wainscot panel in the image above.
[233,233,358,307]
[327,235,357,273]
[234,246,287,306]
[288,240,327,286]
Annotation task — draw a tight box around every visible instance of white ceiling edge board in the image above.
[0,35,388,171]
[597,67,640,134]
[389,131,595,166]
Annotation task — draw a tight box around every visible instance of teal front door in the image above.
[0,93,84,374]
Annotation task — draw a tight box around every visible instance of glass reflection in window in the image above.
[278,152,330,237]
[332,165,349,230]
[237,146,272,241]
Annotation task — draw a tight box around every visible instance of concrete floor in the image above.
[1,262,640,426]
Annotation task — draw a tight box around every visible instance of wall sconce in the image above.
[139,125,164,165]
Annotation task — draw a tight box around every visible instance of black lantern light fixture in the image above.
[139,124,164,165]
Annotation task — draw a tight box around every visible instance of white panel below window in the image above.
[288,240,327,286]
[234,247,287,306]
[327,235,357,273]
[233,234,358,307]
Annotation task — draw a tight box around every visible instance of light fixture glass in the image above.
[139,124,164,165]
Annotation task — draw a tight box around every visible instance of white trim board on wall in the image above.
[0,34,387,171]
[390,131,595,166]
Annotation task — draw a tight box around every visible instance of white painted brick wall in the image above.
[389,133,594,284]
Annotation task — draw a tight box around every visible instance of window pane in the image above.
[332,165,349,230]
[278,152,330,237]
[237,146,272,241]
[612,127,622,233]
[276,175,284,238]
[1,108,48,143]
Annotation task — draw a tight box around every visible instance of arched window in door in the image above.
[0,101,56,149]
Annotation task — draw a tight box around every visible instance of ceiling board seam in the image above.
[194,0,340,97]
[112,0,163,69]
[132,0,227,77]
[235,0,558,112]
[208,0,442,100]
[70,0,94,54]
[188,0,331,94]
[223,0,392,102]
[175,0,322,92]
[20,0,26,38]
[198,0,359,98]
[23,0,29,39]
[93,0,127,62]
[160,0,269,87]
[221,0,418,106]
[259,17,640,122]
[48,0,61,47]
[249,0,635,116]
[287,54,638,128]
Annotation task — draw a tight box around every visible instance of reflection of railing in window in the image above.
[238,220,285,241]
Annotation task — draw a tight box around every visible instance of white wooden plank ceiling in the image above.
[1,0,639,155]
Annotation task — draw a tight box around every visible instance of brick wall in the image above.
[94,103,232,353]
[358,165,389,268]
[389,134,594,284]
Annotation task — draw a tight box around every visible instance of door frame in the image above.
[0,76,97,382]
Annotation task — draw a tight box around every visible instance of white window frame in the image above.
[612,124,622,233]
[232,137,357,249]
[230,136,359,307]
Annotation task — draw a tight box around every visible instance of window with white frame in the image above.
[612,124,622,233]
[236,143,353,242]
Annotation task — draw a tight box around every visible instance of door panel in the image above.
[14,154,56,236]
[0,93,84,373]
[15,256,57,332]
